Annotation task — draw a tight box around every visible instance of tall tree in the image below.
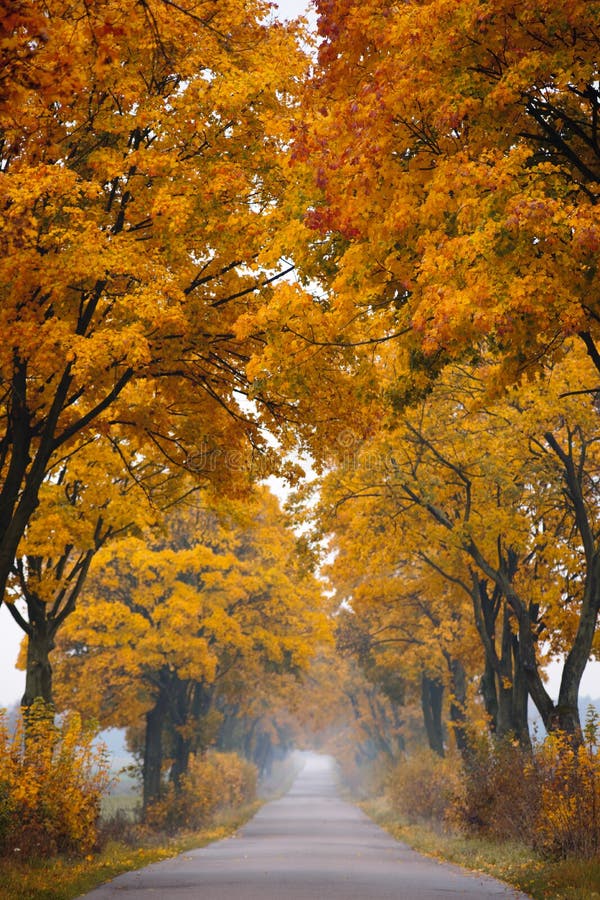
[320,464,484,754]
[291,0,600,392]
[0,0,307,608]
[6,434,184,706]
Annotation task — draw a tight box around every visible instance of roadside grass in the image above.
[364,798,600,900]
[0,802,260,900]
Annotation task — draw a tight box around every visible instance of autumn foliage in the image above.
[4,0,600,874]
[299,0,600,384]
[144,751,257,834]
[0,0,306,621]
[0,702,111,858]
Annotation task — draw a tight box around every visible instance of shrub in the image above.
[145,751,257,833]
[449,736,541,841]
[336,754,384,800]
[446,709,600,859]
[386,749,461,825]
[533,711,600,859]
[0,701,111,858]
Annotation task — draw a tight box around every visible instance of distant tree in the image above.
[53,488,329,810]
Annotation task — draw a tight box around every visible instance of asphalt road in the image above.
[82,754,531,899]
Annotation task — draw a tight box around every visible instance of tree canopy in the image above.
[4,2,600,844]
[0,0,305,605]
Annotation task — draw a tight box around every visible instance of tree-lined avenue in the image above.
[81,754,530,899]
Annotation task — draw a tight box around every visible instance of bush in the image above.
[533,713,600,859]
[145,751,257,833]
[0,701,111,858]
[336,754,384,800]
[449,736,541,842]
[447,710,600,859]
[386,749,461,825]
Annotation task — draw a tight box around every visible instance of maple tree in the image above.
[53,487,329,811]
[0,0,308,616]
[317,343,600,741]
[289,0,600,394]
[321,473,483,755]
[7,434,185,708]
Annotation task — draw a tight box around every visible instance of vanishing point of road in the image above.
[82,754,530,900]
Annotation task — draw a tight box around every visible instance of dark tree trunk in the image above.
[169,680,213,789]
[495,609,516,737]
[21,621,54,709]
[18,548,98,711]
[169,693,191,791]
[551,554,600,738]
[511,633,531,748]
[472,576,531,746]
[143,685,169,813]
[448,657,469,756]
[480,657,498,731]
[421,672,445,757]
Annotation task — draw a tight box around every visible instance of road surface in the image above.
[82,754,530,899]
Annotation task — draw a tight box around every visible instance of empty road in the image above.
[82,754,530,899]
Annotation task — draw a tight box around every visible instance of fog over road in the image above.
[82,753,530,899]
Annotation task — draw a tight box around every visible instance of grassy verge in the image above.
[0,802,260,900]
[364,798,600,900]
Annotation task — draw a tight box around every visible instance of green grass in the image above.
[0,803,260,900]
[363,798,600,900]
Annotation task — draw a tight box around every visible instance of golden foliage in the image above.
[53,487,330,731]
[296,0,600,387]
[442,712,600,859]
[386,750,463,825]
[144,751,256,834]
[0,0,310,611]
[0,701,111,857]
[534,712,600,858]
[317,344,600,739]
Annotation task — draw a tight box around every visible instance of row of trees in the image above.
[317,344,600,756]
[276,0,600,755]
[1,0,332,822]
[51,488,328,809]
[4,0,600,838]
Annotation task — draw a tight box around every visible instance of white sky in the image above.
[0,609,24,706]
[275,0,315,22]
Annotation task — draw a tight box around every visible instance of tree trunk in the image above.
[421,672,445,756]
[170,680,213,789]
[22,621,54,708]
[511,633,531,748]
[143,687,168,813]
[468,572,533,746]
[480,656,498,731]
[447,657,469,756]
[552,554,600,738]
[494,609,515,737]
